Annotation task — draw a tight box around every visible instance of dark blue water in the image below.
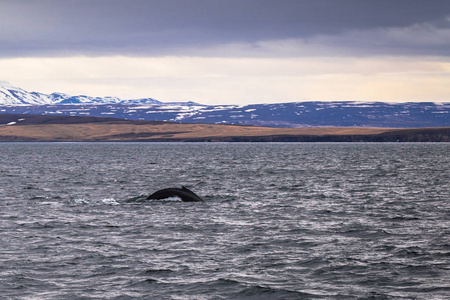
[1,143,449,299]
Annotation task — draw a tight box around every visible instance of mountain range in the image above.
[1,81,449,128]
[0,80,160,105]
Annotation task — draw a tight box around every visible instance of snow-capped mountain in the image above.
[1,81,449,128]
[0,81,52,105]
[0,81,161,105]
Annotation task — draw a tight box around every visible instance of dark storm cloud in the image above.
[0,0,449,57]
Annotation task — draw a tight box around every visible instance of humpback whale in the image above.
[146,186,204,202]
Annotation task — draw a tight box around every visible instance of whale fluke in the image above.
[146,186,204,202]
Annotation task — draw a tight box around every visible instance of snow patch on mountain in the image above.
[0,81,52,105]
[0,81,161,106]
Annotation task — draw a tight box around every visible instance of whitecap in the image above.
[73,198,89,204]
[101,198,120,205]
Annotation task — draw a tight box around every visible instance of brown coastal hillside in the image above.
[0,114,449,142]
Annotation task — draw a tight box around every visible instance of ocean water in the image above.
[0,142,449,299]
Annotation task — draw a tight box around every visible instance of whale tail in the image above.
[146,186,204,202]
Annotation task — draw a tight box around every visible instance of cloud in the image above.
[1,1,449,104]
[184,16,450,58]
[314,18,450,56]
[1,55,449,104]
[1,0,450,58]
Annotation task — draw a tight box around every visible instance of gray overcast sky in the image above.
[0,0,449,104]
[1,0,449,57]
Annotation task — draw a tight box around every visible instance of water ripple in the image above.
[0,142,449,299]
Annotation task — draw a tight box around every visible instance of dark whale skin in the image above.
[146,186,204,202]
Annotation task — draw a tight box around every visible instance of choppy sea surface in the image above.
[0,143,449,299]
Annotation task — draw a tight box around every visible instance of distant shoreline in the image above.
[1,114,449,142]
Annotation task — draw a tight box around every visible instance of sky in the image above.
[0,0,449,105]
